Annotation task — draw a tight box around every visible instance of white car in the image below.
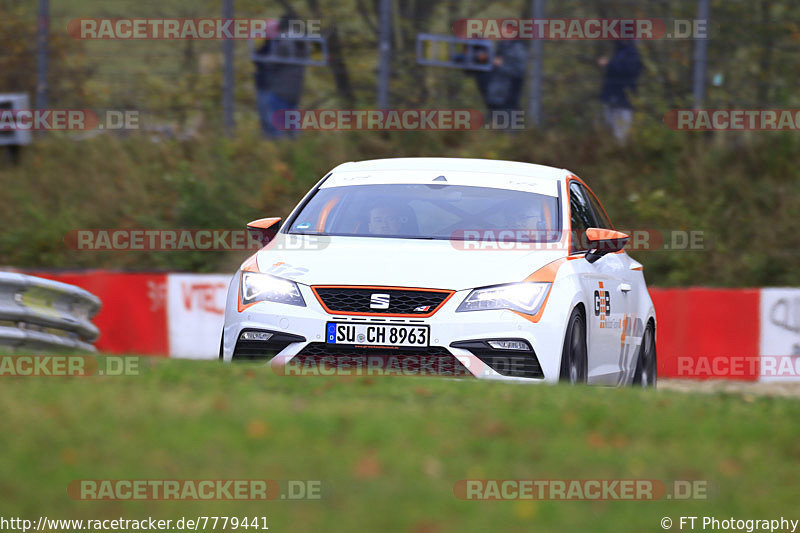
[221,158,656,386]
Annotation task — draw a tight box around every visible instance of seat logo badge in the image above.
[370,293,390,310]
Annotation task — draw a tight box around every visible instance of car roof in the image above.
[330,158,571,182]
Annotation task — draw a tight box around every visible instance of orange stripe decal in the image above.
[241,254,259,272]
[514,258,567,323]
[523,257,567,283]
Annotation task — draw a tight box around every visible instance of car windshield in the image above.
[287,183,561,241]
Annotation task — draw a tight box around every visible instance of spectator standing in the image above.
[472,41,528,125]
[253,15,307,138]
[598,40,642,143]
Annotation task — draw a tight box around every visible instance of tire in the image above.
[632,321,656,387]
[559,307,588,384]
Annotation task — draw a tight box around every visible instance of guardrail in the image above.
[0,272,101,352]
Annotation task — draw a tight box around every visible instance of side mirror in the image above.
[246,217,282,247]
[585,228,629,264]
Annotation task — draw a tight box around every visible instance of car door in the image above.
[582,184,643,384]
[569,181,630,384]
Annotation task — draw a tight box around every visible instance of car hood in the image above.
[254,234,566,291]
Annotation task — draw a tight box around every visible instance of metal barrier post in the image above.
[528,0,545,127]
[692,0,711,109]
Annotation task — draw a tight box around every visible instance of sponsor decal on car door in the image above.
[583,269,630,384]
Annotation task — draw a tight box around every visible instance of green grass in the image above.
[1,356,799,532]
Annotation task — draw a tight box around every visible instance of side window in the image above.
[583,185,613,229]
[569,182,598,252]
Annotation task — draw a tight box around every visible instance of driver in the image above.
[502,201,553,244]
[368,205,409,235]
[506,203,546,231]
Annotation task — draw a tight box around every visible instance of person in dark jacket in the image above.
[475,41,527,116]
[598,40,642,143]
[254,15,306,138]
[455,41,527,128]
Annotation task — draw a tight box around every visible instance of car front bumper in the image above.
[223,282,568,383]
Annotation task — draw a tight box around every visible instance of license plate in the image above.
[325,323,429,347]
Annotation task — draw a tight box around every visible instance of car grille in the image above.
[291,343,472,377]
[312,286,453,316]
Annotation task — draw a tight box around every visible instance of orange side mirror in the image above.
[585,227,629,263]
[246,217,282,247]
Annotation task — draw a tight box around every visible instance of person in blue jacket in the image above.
[253,15,306,138]
[598,40,642,143]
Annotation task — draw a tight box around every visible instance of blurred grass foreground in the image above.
[2,356,800,532]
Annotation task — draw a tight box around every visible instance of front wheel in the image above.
[632,321,656,387]
[559,308,588,384]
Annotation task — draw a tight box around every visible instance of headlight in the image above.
[456,282,551,314]
[241,272,306,307]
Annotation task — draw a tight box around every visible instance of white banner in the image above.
[759,288,800,382]
[167,274,232,359]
